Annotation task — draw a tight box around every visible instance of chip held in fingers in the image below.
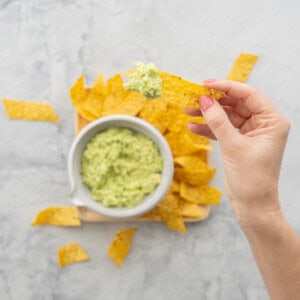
[124,62,223,109]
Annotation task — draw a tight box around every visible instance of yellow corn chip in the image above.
[108,227,137,267]
[159,71,223,109]
[180,182,221,205]
[175,167,216,186]
[166,103,205,133]
[3,99,59,122]
[31,207,81,226]
[70,75,97,121]
[179,198,203,218]
[165,131,211,156]
[158,193,186,233]
[227,53,259,82]
[198,185,222,205]
[142,207,161,220]
[120,92,146,116]
[107,74,126,97]
[83,73,107,118]
[139,100,169,133]
[170,179,180,193]
[174,153,211,170]
[58,242,89,267]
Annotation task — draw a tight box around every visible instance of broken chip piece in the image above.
[58,242,89,267]
[108,227,137,267]
[227,53,259,82]
[31,206,81,226]
[3,99,60,122]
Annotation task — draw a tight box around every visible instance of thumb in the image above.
[199,96,238,150]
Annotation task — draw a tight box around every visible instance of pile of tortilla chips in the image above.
[70,71,224,234]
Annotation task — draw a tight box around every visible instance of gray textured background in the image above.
[0,0,299,299]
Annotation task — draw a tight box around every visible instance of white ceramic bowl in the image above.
[68,115,174,219]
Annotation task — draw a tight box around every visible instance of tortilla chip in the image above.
[3,99,59,122]
[170,179,180,193]
[180,182,221,205]
[158,193,186,233]
[108,227,137,267]
[70,75,97,121]
[120,92,146,116]
[227,53,259,82]
[142,207,161,220]
[159,71,223,109]
[107,74,126,97]
[83,73,107,118]
[31,207,81,226]
[139,100,169,133]
[179,198,203,218]
[165,131,211,157]
[166,103,205,133]
[174,153,210,169]
[58,242,89,267]
[175,167,216,186]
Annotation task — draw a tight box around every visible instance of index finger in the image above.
[205,80,273,114]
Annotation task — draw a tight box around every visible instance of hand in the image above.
[185,80,290,228]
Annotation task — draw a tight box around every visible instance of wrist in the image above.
[233,190,282,232]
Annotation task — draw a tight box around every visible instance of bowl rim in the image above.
[68,114,174,219]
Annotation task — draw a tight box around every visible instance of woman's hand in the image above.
[185,80,290,228]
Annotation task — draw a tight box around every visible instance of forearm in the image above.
[242,209,300,300]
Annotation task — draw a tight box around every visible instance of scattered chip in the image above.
[157,193,186,233]
[180,182,221,205]
[31,207,81,226]
[58,242,89,267]
[108,227,137,267]
[3,99,60,122]
[227,53,259,82]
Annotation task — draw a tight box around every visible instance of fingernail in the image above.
[203,79,218,83]
[199,96,214,111]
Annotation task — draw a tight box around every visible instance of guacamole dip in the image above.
[81,127,163,208]
[124,62,162,99]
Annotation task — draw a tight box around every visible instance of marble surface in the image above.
[0,0,299,299]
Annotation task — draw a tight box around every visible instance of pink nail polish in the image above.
[200,96,214,111]
[203,79,218,83]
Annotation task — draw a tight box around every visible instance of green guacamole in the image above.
[124,62,162,99]
[81,127,163,208]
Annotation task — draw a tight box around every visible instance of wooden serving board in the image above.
[75,114,211,223]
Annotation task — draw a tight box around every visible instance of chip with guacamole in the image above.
[81,127,163,208]
[124,62,162,99]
